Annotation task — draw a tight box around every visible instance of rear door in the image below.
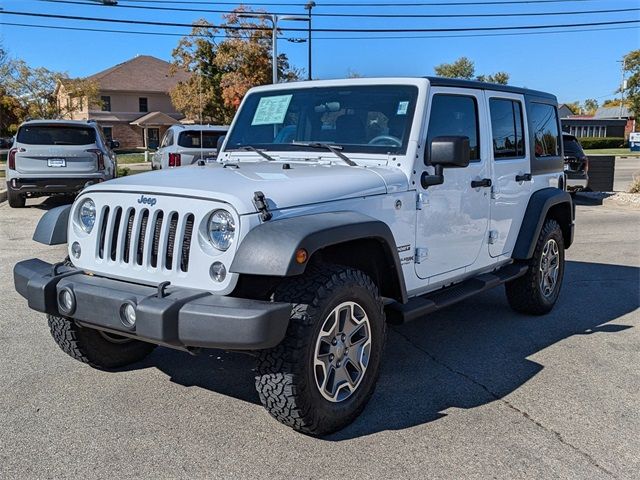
[15,124,99,175]
[487,93,532,257]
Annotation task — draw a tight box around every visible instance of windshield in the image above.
[17,125,96,145]
[226,85,419,155]
[178,130,225,149]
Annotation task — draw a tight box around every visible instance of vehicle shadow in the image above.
[132,260,639,439]
[28,196,75,210]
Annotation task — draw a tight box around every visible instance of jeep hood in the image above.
[87,162,408,215]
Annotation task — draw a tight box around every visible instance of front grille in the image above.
[97,206,193,272]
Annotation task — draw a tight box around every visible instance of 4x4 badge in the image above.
[137,194,157,207]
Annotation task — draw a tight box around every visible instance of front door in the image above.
[147,128,160,149]
[486,93,532,257]
[415,88,491,280]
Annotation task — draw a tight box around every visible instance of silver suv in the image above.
[151,124,228,170]
[6,120,118,208]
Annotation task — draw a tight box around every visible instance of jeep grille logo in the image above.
[137,194,157,207]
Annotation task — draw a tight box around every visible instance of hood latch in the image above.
[253,191,272,222]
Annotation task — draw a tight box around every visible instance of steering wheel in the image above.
[368,135,402,147]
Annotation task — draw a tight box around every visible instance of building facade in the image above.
[56,55,190,149]
[560,105,634,139]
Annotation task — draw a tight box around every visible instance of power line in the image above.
[117,0,604,6]
[2,20,637,41]
[38,0,640,19]
[2,10,639,32]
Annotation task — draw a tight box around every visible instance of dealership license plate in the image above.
[47,158,66,167]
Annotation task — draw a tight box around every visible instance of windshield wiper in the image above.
[293,142,357,166]
[239,145,276,162]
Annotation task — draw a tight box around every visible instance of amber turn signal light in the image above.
[295,248,308,264]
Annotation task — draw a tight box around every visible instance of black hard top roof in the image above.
[424,76,557,102]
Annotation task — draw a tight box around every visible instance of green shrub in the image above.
[117,167,130,177]
[578,137,626,149]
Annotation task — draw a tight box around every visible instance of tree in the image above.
[170,8,300,124]
[564,102,582,115]
[2,59,99,119]
[434,56,509,85]
[621,49,640,120]
[583,98,599,115]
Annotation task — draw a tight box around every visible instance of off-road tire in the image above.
[256,265,386,436]
[7,189,26,208]
[506,219,565,315]
[47,315,156,369]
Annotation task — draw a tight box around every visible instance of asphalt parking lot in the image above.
[1,194,638,479]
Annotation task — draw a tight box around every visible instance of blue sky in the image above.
[1,0,638,104]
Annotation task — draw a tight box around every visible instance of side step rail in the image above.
[385,263,528,324]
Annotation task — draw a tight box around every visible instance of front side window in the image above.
[16,125,96,145]
[178,131,225,149]
[139,97,148,113]
[530,103,560,157]
[426,94,480,161]
[489,98,525,159]
[225,85,419,155]
[160,130,173,148]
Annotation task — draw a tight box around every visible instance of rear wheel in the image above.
[255,265,386,436]
[48,315,156,369]
[7,188,26,208]
[506,218,565,315]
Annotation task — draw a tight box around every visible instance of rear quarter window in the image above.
[178,131,225,148]
[530,103,560,158]
[16,125,96,145]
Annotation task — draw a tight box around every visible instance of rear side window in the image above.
[530,103,560,158]
[563,136,584,157]
[16,125,96,145]
[178,131,225,149]
[489,98,525,159]
[427,94,480,161]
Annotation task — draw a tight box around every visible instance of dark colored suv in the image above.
[562,133,588,193]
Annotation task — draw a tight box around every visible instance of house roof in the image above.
[130,111,180,126]
[86,55,190,93]
[594,106,632,119]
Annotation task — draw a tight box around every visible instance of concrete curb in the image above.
[0,189,7,204]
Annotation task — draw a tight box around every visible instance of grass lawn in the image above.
[115,152,152,164]
[584,148,640,157]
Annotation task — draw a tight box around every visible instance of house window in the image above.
[489,98,525,159]
[101,96,111,112]
[426,94,480,161]
[139,97,148,113]
[102,126,113,142]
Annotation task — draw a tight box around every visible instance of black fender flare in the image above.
[512,188,574,260]
[230,211,407,303]
[32,204,71,245]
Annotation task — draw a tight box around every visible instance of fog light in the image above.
[71,241,81,259]
[120,302,136,328]
[58,288,76,315]
[210,262,226,282]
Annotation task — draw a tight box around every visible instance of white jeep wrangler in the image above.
[14,77,574,436]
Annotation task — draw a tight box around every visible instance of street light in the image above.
[238,12,309,84]
[304,2,316,80]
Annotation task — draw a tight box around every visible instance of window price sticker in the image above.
[252,94,293,125]
[397,101,410,115]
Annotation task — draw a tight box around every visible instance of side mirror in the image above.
[109,140,120,149]
[217,135,226,152]
[421,136,470,188]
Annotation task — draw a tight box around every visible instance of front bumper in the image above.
[7,176,107,195]
[14,259,291,350]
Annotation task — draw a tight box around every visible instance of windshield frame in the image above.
[225,84,420,156]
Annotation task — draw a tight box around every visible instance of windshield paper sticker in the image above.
[397,101,409,116]
[251,94,293,125]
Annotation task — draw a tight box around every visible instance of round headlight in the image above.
[207,209,235,251]
[78,198,96,233]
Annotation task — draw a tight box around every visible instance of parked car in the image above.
[14,77,573,435]
[151,125,229,169]
[562,133,588,193]
[5,120,118,208]
[0,137,14,149]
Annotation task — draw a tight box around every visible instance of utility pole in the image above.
[238,12,310,84]
[305,1,316,80]
[618,58,627,119]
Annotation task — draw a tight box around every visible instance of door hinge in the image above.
[488,230,499,244]
[416,192,429,210]
[415,247,429,264]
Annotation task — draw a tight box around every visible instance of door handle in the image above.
[471,178,492,188]
[515,173,532,182]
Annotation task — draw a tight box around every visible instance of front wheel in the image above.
[255,265,386,436]
[506,218,565,315]
[48,315,156,369]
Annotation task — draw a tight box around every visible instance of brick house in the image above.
[56,55,189,149]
